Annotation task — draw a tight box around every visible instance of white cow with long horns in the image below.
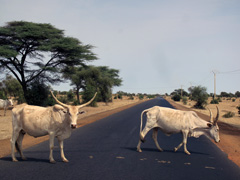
[137,106,220,155]
[0,99,13,116]
[11,91,97,163]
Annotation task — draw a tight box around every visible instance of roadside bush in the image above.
[138,94,144,100]
[128,95,134,100]
[223,111,235,118]
[182,96,188,105]
[118,94,123,99]
[210,99,219,104]
[172,94,181,101]
[189,86,208,109]
[236,106,240,115]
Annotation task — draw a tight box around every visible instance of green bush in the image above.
[237,106,240,115]
[172,94,181,101]
[223,111,235,118]
[118,94,123,99]
[182,96,188,105]
[210,99,219,104]
[138,94,144,100]
[128,95,134,100]
[189,86,208,109]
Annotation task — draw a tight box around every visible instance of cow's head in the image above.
[51,91,97,129]
[207,107,220,143]
[8,99,14,106]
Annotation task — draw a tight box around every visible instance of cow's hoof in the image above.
[63,159,69,163]
[12,158,18,162]
[185,151,191,155]
[137,149,142,153]
[21,157,27,161]
[50,160,56,164]
[174,147,178,152]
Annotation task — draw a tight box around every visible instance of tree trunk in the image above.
[76,87,81,104]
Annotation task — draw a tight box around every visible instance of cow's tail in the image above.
[139,109,149,143]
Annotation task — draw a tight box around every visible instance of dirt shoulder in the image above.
[166,98,240,167]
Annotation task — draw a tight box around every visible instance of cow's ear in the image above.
[54,105,67,114]
[207,123,213,128]
[54,104,64,111]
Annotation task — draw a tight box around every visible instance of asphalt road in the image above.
[1,97,240,180]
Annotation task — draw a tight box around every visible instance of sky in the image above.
[0,0,240,95]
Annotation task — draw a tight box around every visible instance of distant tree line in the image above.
[169,86,240,109]
[114,91,159,100]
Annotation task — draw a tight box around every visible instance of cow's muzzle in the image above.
[71,124,77,129]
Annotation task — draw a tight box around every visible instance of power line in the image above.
[218,69,240,74]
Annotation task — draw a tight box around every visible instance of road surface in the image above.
[1,97,240,180]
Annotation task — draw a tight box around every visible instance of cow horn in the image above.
[214,106,219,124]
[78,92,97,109]
[50,91,69,108]
[206,107,213,123]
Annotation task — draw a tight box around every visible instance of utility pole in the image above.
[181,85,183,97]
[212,71,217,99]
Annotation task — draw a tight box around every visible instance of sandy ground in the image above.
[166,97,240,167]
[0,96,240,168]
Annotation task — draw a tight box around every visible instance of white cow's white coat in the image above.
[137,106,220,155]
[11,92,97,163]
[0,99,13,116]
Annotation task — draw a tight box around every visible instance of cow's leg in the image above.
[16,130,27,160]
[152,128,163,152]
[137,140,143,152]
[58,138,69,163]
[11,128,21,162]
[49,132,56,163]
[137,126,152,152]
[4,107,6,116]
[174,130,190,155]
[182,131,190,155]
[174,142,183,152]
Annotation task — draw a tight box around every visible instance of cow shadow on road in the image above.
[123,147,209,156]
[1,156,50,163]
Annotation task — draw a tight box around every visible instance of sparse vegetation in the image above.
[223,111,235,118]
[189,86,208,109]
[182,96,188,105]
[210,98,219,104]
[172,94,181,101]
[237,106,240,115]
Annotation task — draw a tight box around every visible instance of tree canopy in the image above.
[0,21,97,104]
[64,65,122,105]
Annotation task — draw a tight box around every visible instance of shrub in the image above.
[210,99,219,104]
[223,111,235,118]
[237,106,240,115]
[189,86,208,109]
[171,94,181,101]
[118,94,123,99]
[128,95,134,100]
[182,96,188,105]
[138,94,144,100]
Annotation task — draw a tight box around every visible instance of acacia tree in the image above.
[64,65,122,104]
[189,86,208,109]
[0,21,97,104]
